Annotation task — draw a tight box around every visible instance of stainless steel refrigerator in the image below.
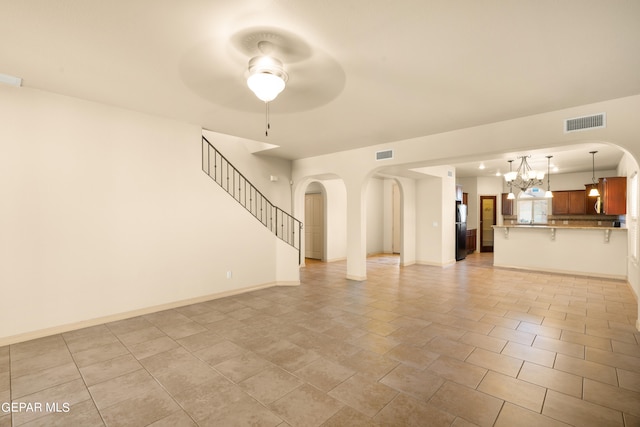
[456,201,467,261]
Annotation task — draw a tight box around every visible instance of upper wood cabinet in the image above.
[601,177,627,215]
[501,193,513,216]
[585,177,627,215]
[552,190,586,215]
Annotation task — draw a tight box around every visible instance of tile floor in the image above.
[1,253,639,426]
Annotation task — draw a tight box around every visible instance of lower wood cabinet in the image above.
[466,228,477,254]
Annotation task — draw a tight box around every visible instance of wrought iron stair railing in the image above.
[202,136,302,263]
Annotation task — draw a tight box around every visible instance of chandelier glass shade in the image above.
[246,56,288,102]
[504,156,545,192]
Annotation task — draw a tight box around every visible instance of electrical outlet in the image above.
[226,271,232,279]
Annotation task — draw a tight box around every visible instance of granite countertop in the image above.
[493,224,625,230]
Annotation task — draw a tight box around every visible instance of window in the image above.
[516,189,549,224]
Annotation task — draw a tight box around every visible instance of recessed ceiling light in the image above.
[479,163,486,170]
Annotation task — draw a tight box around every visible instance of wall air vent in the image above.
[376,149,394,161]
[564,113,606,133]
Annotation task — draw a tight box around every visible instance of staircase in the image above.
[202,136,302,263]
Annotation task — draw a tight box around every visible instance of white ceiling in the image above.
[1,1,639,174]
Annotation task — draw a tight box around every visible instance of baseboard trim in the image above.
[493,263,627,281]
[0,281,284,346]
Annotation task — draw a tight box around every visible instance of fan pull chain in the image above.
[265,102,271,137]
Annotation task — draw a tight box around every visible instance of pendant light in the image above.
[506,160,516,200]
[544,155,553,198]
[588,151,600,197]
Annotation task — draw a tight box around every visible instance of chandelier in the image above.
[504,156,545,192]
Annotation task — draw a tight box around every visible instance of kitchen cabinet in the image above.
[466,228,477,254]
[585,177,626,215]
[501,193,513,216]
[552,190,586,215]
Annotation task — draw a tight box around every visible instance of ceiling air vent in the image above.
[564,113,606,133]
[376,149,394,161]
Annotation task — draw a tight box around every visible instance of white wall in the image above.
[0,87,298,343]
[322,179,348,262]
[415,168,456,266]
[365,177,384,255]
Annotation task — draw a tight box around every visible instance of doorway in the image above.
[304,193,324,260]
[480,196,496,252]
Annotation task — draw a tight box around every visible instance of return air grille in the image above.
[564,113,606,133]
[376,149,394,161]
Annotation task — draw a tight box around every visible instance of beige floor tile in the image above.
[158,321,207,340]
[213,351,273,383]
[489,326,536,346]
[294,357,355,392]
[116,326,166,347]
[270,383,342,426]
[516,321,562,339]
[240,365,303,405]
[11,379,91,426]
[502,341,556,367]
[79,353,142,387]
[10,348,74,379]
[478,370,546,412]
[554,353,617,386]
[176,330,226,352]
[533,335,584,358]
[586,347,640,373]
[465,347,523,377]
[105,316,154,336]
[426,356,487,389]
[11,362,80,398]
[459,331,507,353]
[374,393,455,427]
[328,374,397,417]
[128,336,180,360]
[380,363,445,401]
[425,336,475,361]
[611,339,640,357]
[385,343,440,370]
[147,410,198,427]
[9,335,67,362]
[140,347,222,395]
[618,368,640,393]
[584,378,640,417]
[560,330,612,351]
[429,381,503,427]
[71,341,130,368]
[519,361,583,397]
[17,399,103,427]
[4,254,637,427]
[479,314,520,330]
[322,406,380,427]
[543,389,624,427]
[99,385,181,427]
[337,349,399,380]
[193,339,247,366]
[87,369,157,410]
[495,402,572,427]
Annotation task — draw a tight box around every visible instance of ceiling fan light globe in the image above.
[247,72,286,102]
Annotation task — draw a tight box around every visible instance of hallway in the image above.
[1,254,638,426]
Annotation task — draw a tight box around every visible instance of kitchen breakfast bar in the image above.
[493,225,627,279]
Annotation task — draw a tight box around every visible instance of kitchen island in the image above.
[493,225,627,279]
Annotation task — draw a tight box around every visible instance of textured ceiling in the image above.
[1,1,639,169]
